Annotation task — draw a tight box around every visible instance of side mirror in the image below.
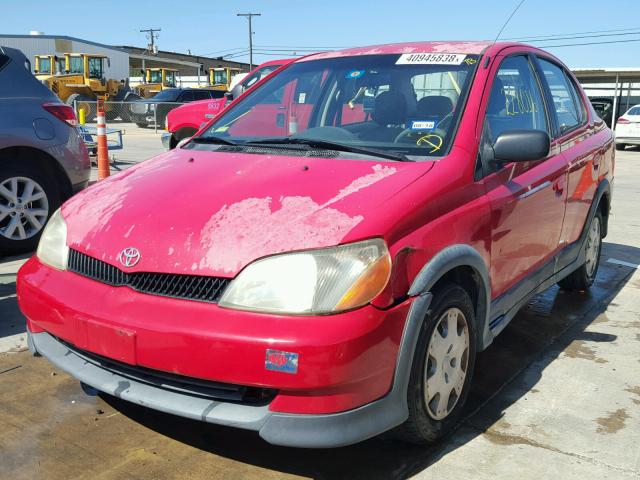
[177,137,192,149]
[493,130,550,163]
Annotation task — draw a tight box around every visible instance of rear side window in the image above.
[0,54,9,72]
[178,91,194,102]
[537,58,585,135]
[484,55,548,142]
[192,90,212,101]
[628,106,640,115]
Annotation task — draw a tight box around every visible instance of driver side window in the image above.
[479,55,548,176]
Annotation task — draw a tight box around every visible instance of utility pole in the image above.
[140,28,161,55]
[236,13,261,70]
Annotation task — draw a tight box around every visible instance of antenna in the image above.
[493,0,527,44]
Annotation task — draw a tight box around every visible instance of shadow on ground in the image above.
[97,242,639,479]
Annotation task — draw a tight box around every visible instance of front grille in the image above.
[68,249,230,303]
[58,337,277,404]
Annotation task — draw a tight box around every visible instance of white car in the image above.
[615,104,640,150]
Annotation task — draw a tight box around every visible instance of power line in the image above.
[505,26,640,41]
[536,37,640,48]
[521,30,640,44]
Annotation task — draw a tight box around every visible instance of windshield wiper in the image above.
[191,136,237,146]
[244,137,412,162]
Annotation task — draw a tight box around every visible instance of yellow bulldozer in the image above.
[206,66,243,91]
[135,68,179,98]
[33,54,65,80]
[36,53,139,121]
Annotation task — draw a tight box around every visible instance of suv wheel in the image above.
[558,211,603,291]
[0,160,60,254]
[393,283,476,444]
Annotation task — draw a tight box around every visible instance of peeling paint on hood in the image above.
[61,150,433,277]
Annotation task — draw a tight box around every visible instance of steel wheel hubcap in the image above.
[585,216,601,278]
[424,307,470,420]
[0,176,49,241]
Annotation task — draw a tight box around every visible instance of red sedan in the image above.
[162,59,293,149]
[19,41,613,448]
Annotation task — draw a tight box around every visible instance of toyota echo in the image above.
[18,41,614,448]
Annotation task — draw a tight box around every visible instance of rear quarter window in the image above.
[0,54,10,72]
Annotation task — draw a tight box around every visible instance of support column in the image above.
[612,74,620,130]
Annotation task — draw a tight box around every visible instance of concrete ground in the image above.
[1,148,639,479]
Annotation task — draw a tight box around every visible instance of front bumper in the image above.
[18,257,413,443]
[28,329,413,447]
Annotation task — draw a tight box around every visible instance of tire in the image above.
[135,122,148,128]
[0,156,61,255]
[66,93,96,122]
[392,283,477,444]
[615,143,625,151]
[558,211,603,291]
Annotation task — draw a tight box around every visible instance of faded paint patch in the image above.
[595,408,629,434]
[625,386,640,406]
[563,340,608,364]
[199,196,364,273]
[198,164,396,273]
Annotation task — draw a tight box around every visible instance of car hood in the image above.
[62,149,433,277]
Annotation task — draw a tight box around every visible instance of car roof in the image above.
[299,41,494,62]
[295,41,559,64]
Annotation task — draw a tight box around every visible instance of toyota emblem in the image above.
[118,247,141,268]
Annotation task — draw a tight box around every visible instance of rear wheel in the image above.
[392,283,476,444]
[0,157,60,254]
[558,211,603,291]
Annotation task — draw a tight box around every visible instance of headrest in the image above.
[372,91,407,125]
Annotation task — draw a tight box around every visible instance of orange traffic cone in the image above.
[97,100,110,180]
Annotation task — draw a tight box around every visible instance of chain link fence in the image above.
[71,100,185,134]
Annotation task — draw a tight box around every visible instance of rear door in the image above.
[479,54,568,297]
[534,57,600,252]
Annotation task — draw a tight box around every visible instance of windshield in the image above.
[214,70,228,85]
[165,70,177,87]
[68,56,83,74]
[152,89,179,101]
[39,57,51,74]
[201,54,479,159]
[149,70,162,84]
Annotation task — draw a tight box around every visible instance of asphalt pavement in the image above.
[1,148,639,479]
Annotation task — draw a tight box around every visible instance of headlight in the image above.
[36,208,68,270]
[218,239,391,315]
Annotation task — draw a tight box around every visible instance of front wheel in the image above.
[558,211,603,291]
[392,283,476,444]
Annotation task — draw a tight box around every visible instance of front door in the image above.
[479,54,568,297]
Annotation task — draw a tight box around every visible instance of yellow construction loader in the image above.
[33,54,65,80]
[37,53,139,121]
[135,68,179,98]
[207,66,243,91]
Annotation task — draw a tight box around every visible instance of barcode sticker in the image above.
[396,53,467,65]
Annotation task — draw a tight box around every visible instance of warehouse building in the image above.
[0,33,248,84]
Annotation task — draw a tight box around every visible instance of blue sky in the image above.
[1,0,640,68]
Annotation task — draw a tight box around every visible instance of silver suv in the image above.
[0,46,90,255]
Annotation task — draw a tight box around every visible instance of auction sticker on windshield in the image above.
[396,53,467,65]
